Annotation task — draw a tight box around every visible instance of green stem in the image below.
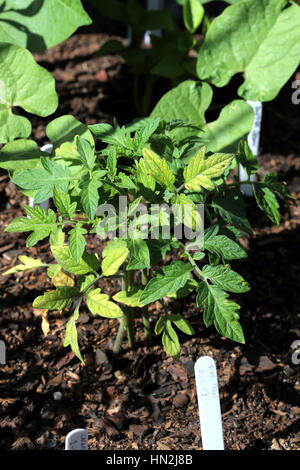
[113,316,127,355]
[141,268,151,345]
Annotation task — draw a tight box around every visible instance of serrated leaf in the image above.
[33,286,79,310]
[167,278,198,299]
[127,238,150,271]
[113,288,145,307]
[197,0,300,102]
[51,245,99,275]
[0,43,57,143]
[101,240,129,276]
[140,261,193,304]
[80,178,100,220]
[204,232,247,260]
[53,186,76,219]
[253,184,280,225]
[137,158,156,191]
[76,136,96,169]
[86,288,123,318]
[183,149,234,191]
[202,264,250,293]
[2,256,46,275]
[69,225,87,263]
[142,148,175,190]
[64,310,84,364]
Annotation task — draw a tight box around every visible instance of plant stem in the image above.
[141,268,151,345]
[113,316,127,355]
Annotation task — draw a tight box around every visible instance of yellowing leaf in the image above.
[142,148,175,190]
[86,288,123,318]
[113,288,145,307]
[41,310,50,337]
[52,271,75,287]
[2,255,46,275]
[102,240,129,276]
[183,147,234,191]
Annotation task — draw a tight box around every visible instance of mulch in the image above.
[0,32,299,451]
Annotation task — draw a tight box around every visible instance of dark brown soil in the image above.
[0,32,299,451]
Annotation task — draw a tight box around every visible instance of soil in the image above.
[0,31,299,451]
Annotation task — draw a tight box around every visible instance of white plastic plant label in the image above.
[194,356,224,450]
[239,100,263,196]
[144,0,164,45]
[65,429,88,450]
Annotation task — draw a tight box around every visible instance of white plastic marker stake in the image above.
[28,143,53,211]
[144,0,164,45]
[194,356,224,450]
[65,429,88,450]
[239,100,263,197]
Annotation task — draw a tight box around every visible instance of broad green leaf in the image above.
[137,158,156,191]
[140,261,193,304]
[64,309,84,364]
[196,0,300,102]
[77,274,95,292]
[162,321,181,359]
[202,264,250,293]
[151,81,212,142]
[47,264,62,279]
[238,139,258,177]
[184,149,234,191]
[0,0,92,52]
[142,148,175,190]
[50,227,65,247]
[33,286,79,310]
[212,188,252,234]
[0,140,47,171]
[201,284,245,343]
[69,225,87,263]
[47,115,94,151]
[253,184,280,225]
[2,256,46,275]
[113,288,145,308]
[86,288,123,318]
[183,0,204,33]
[12,158,72,203]
[102,239,129,276]
[51,245,99,275]
[204,231,247,260]
[80,178,100,220]
[0,43,58,143]
[53,186,76,219]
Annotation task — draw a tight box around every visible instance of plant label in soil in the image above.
[65,429,88,450]
[194,356,224,450]
[240,100,263,196]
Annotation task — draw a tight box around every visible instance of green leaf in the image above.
[51,245,99,275]
[263,173,295,203]
[76,137,96,169]
[183,147,234,191]
[212,188,252,234]
[47,264,62,279]
[196,0,300,102]
[113,288,145,308]
[53,185,76,219]
[101,239,129,276]
[201,284,245,343]
[80,178,100,220]
[142,148,175,190]
[127,238,150,271]
[33,286,79,310]
[169,314,195,335]
[140,261,193,304]
[0,43,58,143]
[253,184,280,225]
[2,255,46,275]
[167,278,198,299]
[64,309,84,364]
[137,158,156,191]
[86,288,123,318]
[204,226,247,261]
[184,0,204,33]
[97,39,124,56]
[202,264,250,293]
[47,115,94,151]
[0,0,91,52]
[13,159,72,203]
[162,321,181,360]
[69,225,87,263]
[155,316,166,335]
[238,139,258,177]
[0,139,47,171]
